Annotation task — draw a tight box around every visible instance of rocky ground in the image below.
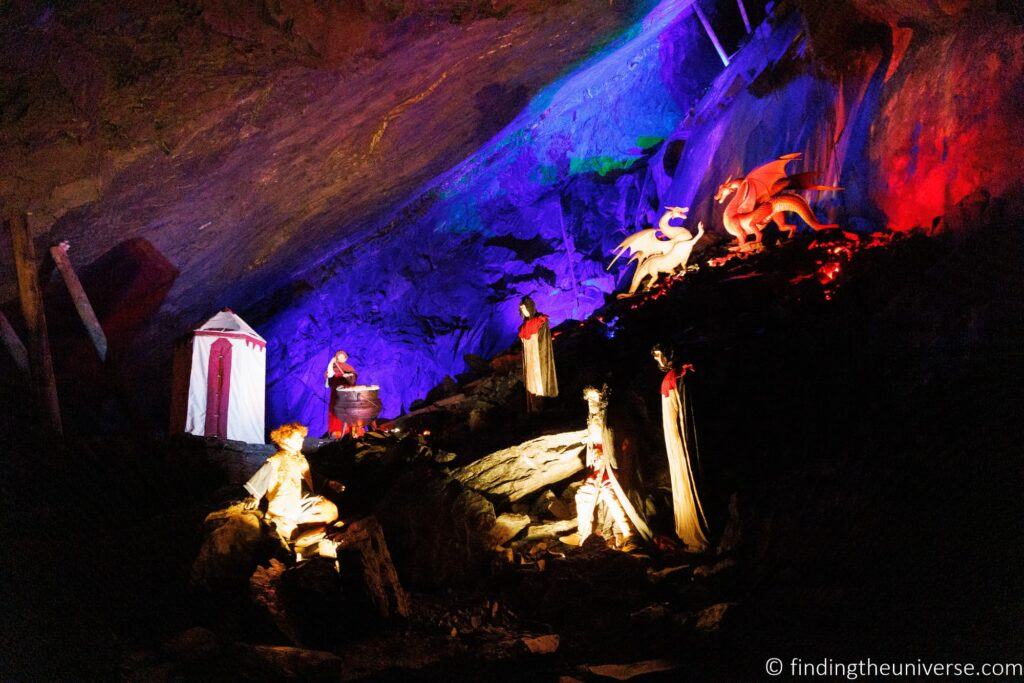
[2,190,1022,679]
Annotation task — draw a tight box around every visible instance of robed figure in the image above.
[575,386,652,549]
[325,349,358,438]
[518,296,558,412]
[652,345,709,551]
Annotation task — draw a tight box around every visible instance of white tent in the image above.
[180,309,266,443]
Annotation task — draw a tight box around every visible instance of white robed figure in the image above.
[653,345,709,551]
[575,385,652,548]
[517,295,558,412]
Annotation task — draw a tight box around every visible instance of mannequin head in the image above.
[270,422,308,453]
[519,295,538,319]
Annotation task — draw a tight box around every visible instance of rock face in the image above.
[334,516,410,621]
[374,465,496,589]
[246,517,408,647]
[5,0,1017,436]
[867,13,1024,232]
[171,435,274,486]
[452,429,587,502]
[250,559,303,646]
[258,1,721,423]
[0,0,641,426]
[257,0,1023,430]
[305,432,500,589]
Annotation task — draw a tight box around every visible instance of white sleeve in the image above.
[244,459,277,500]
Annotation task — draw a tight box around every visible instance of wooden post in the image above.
[694,2,730,67]
[7,212,62,434]
[737,0,753,33]
[0,310,29,373]
[50,242,108,362]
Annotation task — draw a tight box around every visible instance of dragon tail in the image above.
[775,195,838,231]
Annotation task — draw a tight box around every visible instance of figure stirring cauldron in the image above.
[324,350,381,438]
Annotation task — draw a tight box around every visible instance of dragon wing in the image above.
[737,153,802,214]
[774,171,842,194]
[607,228,673,270]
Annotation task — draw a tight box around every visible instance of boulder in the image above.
[586,659,680,680]
[547,496,576,521]
[520,634,560,654]
[452,430,587,502]
[716,492,742,555]
[161,627,222,663]
[645,565,690,584]
[334,516,410,620]
[191,503,277,592]
[694,602,737,632]
[530,489,558,518]
[516,541,650,632]
[523,519,578,541]
[692,558,737,580]
[490,353,522,376]
[250,559,303,646]
[628,603,672,624]
[424,375,459,404]
[249,520,409,648]
[230,643,344,679]
[374,465,496,589]
[489,513,532,547]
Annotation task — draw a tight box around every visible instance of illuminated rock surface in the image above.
[3,1,1020,429]
[1,1,1023,678]
[453,428,588,501]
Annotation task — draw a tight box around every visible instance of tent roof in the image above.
[196,309,265,342]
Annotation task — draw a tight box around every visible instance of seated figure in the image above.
[245,422,340,553]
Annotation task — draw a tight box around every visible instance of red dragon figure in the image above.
[714,153,842,251]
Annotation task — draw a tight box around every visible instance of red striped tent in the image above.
[174,309,266,443]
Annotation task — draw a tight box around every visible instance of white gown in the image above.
[661,371,709,551]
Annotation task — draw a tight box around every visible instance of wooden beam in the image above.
[0,310,29,373]
[50,242,108,362]
[7,212,62,434]
[736,0,752,33]
[694,2,730,67]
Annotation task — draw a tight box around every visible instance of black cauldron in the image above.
[333,384,382,423]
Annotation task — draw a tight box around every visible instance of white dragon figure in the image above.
[608,206,704,297]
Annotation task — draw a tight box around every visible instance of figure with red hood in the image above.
[652,344,709,552]
[325,349,357,438]
[517,295,558,413]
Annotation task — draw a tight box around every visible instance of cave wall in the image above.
[868,12,1024,231]
[2,0,1021,437]
[258,0,724,427]
[0,0,646,428]
[261,0,1023,432]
